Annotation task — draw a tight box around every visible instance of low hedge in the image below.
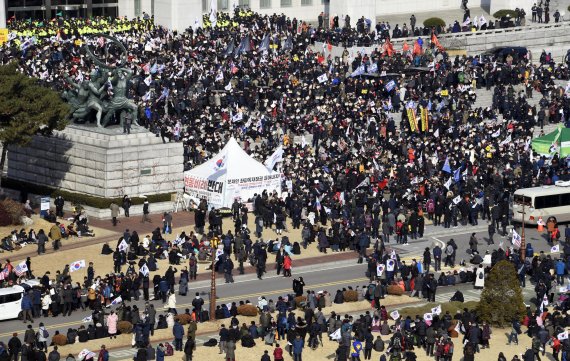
[343,290,359,302]
[0,199,25,225]
[294,296,307,309]
[174,313,193,325]
[1,177,172,209]
[237,304,258,316]
[423,17,446,28]
[493,9,518,18]
[387,285,404,296]
[117,320,133,334]
[51,334,67,346]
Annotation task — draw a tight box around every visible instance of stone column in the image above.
[0,0,6,29]
[329,0,376,27]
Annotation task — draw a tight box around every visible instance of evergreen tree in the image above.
[0,62,69,186]
[478,260,526,326]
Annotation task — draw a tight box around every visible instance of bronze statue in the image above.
[62,34,139,128]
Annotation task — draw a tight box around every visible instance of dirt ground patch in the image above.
[115,323,532,361]
[15,216,352,280]
[1,215,116,263]
[45,294,441,357]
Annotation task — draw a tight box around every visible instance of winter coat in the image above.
[107,313,118,335]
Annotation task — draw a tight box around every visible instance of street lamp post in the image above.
[209,247,216,321]
[517,201,534,261]
[520,203,526,261]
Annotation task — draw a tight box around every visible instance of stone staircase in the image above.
[472,83,562,136]
[283,84,560,149]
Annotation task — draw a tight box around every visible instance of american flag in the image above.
[97,36,105,48]
[0,268,9,281]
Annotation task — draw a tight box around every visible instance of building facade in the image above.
[1,0,533,32]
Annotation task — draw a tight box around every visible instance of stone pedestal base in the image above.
[7,124,184,198]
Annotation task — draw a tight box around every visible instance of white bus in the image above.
[513,181,570,224]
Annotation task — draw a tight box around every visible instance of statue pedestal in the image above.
[7,124,184,198]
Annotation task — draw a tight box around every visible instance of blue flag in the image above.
[453,168,461,182]
[225,40,235,57]
[385,80,396,92]
[442,157,451,173]
[258,34,270,52]
[350,64,366,78]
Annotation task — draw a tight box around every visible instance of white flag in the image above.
[264,146,284,170]
[140,264,150,277]
[444,177,453,190]
[301,135,307,148]
[224,82,232,91]
[453,195,462,205]
[376,264,385,276]
[144,75,152,86]
[70,260,86,272]
[558,331,569,340]
[500,135,512,146]
[317,73,328,83]
[540,294,549,313]
[423,313,433,321]
[433,128,440,138]
[15,262,28,276]
[330,328,341,340]
[462,17,471,26]
[215,72,224,82]
[431,305,442,315]
[78,350,96,361]
[82,315,93,323]
[552,244,560,253]
[390,310,400,320]
[454,321,462,333]
[118,239,129,252]
[512,229,522,248]
[491,129,501,138]
[110,296,123,305]
[480,15,487,25]
[356,177,370,189]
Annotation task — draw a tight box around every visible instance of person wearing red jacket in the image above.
[283,254,292,277]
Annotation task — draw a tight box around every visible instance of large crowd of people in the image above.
[0,5,569,361]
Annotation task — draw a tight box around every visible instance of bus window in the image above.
[561,193,570,206]
[535,195,563,209]
[514,194,532,205]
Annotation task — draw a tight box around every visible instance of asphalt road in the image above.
[0,260,369,344]
[0,221,553,352]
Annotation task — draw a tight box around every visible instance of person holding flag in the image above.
[431,31,445,52]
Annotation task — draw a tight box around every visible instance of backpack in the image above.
[189,258,196,267]
[164,343,174,356]
[478,272,484,279]
[42,328,49,338]
[446,245,454,255]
